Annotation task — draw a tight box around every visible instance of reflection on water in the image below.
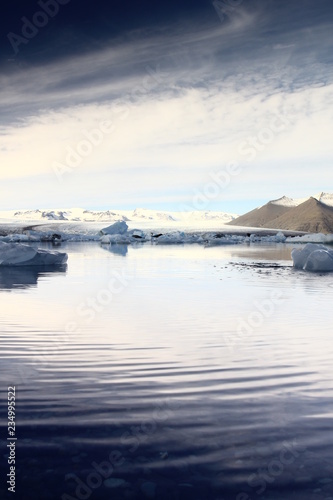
[0,265,67,290]
[230,243,294,261]
[101,243,128,256]
[0,243,333,500]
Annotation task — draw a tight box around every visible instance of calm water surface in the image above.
[1,242,333,500]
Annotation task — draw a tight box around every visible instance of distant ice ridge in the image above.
[292,243,333,272]
[0,207,237,224]
[0,241,68,267]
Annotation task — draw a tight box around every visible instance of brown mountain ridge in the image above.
[263,197,333,233]
[228,201,291,228]
[229,197,333,233]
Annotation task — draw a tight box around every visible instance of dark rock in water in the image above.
[41,233,62,243]
[51,234,62,245]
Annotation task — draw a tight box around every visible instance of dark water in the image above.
[1,242,333,500]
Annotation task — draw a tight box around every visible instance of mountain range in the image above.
[0,207,237,225]
[229,193,333,233]
[1,192,333,233]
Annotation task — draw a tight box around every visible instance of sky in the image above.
[1,0,333,214]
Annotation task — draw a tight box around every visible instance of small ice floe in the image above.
[292,243,333,272]
[0,241,68,267]
[100,221,151,244]
[204,233,243,246]
[152,231,186,244]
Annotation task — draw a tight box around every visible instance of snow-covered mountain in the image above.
[131,208,176,221]
[313,192,333,207]
[270,196,300,208]
[269,193,333,208]
[13,209,69,221]
[0,207,238,225]
[1,194,331,225]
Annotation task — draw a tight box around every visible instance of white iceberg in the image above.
[291,243,333,272]
[100,221,128,236]
[0,241,68,267]
[99,222,150,244]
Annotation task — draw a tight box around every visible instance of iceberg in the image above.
[100,221,128,236]
[291,243,333,272]
[0,241,68,267]
[100,222,150,244]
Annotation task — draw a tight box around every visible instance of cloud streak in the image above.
[1,0,333,210]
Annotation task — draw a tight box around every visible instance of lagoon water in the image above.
[1,242,333,500]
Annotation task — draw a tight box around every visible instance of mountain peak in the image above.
[270,196,298,207]
[312,192,333,207]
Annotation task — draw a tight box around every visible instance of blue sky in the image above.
[1,0,333,214]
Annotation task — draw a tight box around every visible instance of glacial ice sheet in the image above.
[0,242,68,267]
[292,243,333,272]
[286,233,333,244]
[2,220,329,248]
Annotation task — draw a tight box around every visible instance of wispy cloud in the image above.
[1,0,333,209]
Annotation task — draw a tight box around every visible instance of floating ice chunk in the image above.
[100,229,149,245]
[272,231,287,243]
[29,249,68,266]
[0,241,68,267]
[0,241,36,265]
[304,250,333,272]
[291,243,325,269]
[100,221,128,236]
[129,229,146,239]
[153,231,185,244]
[292,243,333,272]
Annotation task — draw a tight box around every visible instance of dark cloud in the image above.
[2,0,332,66]
[1,0,333,125]
[1,0,212,64]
